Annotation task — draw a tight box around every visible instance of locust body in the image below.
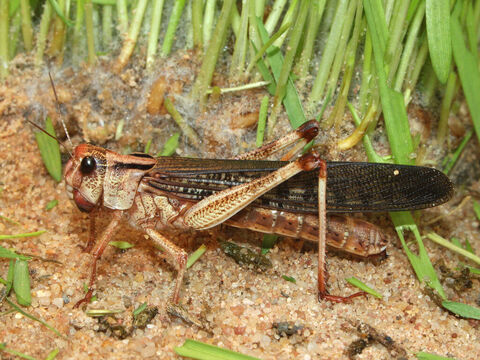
[63,120,454,307]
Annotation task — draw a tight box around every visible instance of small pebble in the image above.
[52,297,64,308]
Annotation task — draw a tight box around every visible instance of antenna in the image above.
[48,71,74,152]
[27,119,71,154]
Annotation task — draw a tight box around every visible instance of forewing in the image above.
[142,157,453,213]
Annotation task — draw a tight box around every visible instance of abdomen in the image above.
[226,207,387,258]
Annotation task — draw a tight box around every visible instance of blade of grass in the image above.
[0,230,46,240]
[0,246,31,261]
[295,0,326,82]
[393,0,426,92]
[116,0,128,35]
[416,352,457,360]
[451,13,480,145]
[191,0,203,49]
[437,72,459,143]
[44,348,59,360]
[45,199,58,210]
[144,139,152,154]
[256,95,269,147]
[205,81,270,94]
[442,130,472,175]
[6,259,14,295]
[8,10,21,59]
[282,275,296,283]
[324,0,358,117]
[473,201,480,220]
[160,0,186,57]
[6,298,64,337]
[0,0,9,79]
[426,233,480,266]
[425,0,452,84]
[266,0,309,137]
[163,98,199,149]
[393,216,446,300]
[245,21,291,76]
[133,302,147,317]
[187,244,206,269]
[202,0,216,49]
[229,0,249,78]
[0,215,20,225]
[109,241,134,250]
[175,339,261,360]
[71,0,84,65]
[85,309,124,317]
[264,0,288,34]
[34,117,62,182]
[13,259,31,306]
[308,0,349,108]
[441,300,480,320]
[256,19,307,130]
[47,0,73,26]
[19,0,33,51]
[346,277,383,299]
[101,4,113,49]
[157,132,180,157]
[326,0,363,130]
[84,0,96,65]
[114,0,148,71]
[191,0,234,106]
[0,344,37,360]
[365,0,415,165]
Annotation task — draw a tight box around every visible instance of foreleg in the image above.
[74,210,123,308]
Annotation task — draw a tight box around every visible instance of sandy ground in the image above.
[0,58,479,360]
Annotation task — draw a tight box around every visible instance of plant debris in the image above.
[345,319,407,359]
[96,305,158,339]
[219,240,272,272]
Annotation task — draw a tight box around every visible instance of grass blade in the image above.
[416,352,457,360]
[160,0,186,57]
[256,19,306,130]
[187,244,206,269]
[158,132,180,157]
[109,241,134,250]
[45,199,58,210]
[425,0,452,83]
[175,339,261,360]
[47,0,73,27]
[0,344,37,360]
[364,0,415,165]
[393,214,446,300]
[441,300,480,320]
[442,130,473,175]
[34,117,62,182]
[13,259,31,306]
[256,95,269,147]
[0,246,31,261]
[44,348,59,360]
[163,98,200,148]
[426,233,480,265]
[6,298,64,338]
[451,14,480,145]
[0,230,46,240]
[346,277,383,299]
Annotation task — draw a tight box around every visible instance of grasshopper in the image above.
[60,119,454,308]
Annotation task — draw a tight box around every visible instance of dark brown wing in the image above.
[141,157,454,214]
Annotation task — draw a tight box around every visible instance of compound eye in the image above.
[80,156,96,175]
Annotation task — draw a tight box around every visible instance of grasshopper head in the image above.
[64,144,107,213]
